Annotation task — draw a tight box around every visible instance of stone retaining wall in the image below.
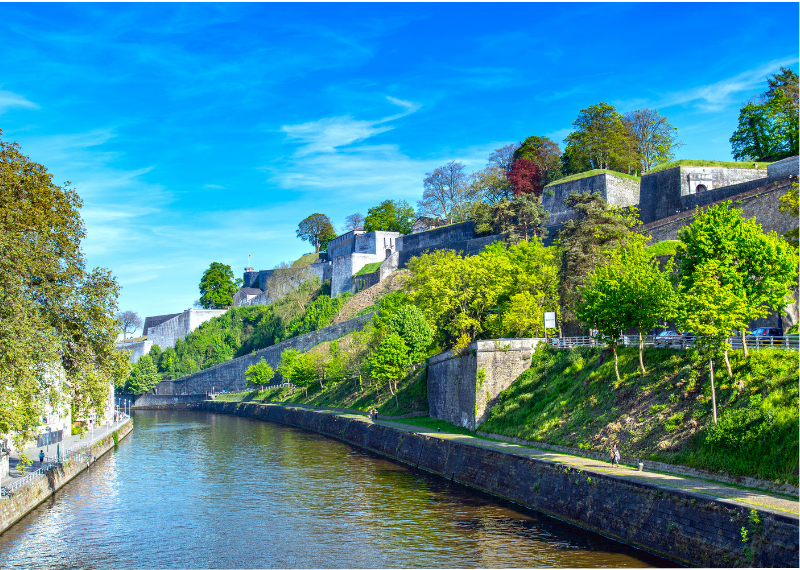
[0,420,133,535]
[185,401,799,568]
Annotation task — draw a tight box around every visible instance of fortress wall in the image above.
[427,338,543,430]
[396,234,503,269]
[542,173,639,227]
[155,313,374,395]
[148,309,227,350]
[115,339,153,363]
[768,155,799,179]
[396,221,475,252]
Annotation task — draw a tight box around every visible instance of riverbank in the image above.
[189,399,798,568]
[0,418,133,535]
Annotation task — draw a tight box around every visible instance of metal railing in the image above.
[1,414,130,498]
[547,334,799,351]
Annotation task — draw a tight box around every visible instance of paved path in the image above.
[1,417,130,489]
[280,405,799,516]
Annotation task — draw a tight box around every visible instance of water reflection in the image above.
[0,411,672,568]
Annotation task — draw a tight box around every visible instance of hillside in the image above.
[480,344,799,485]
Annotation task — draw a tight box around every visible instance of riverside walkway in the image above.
[1,416,130,492]
[260,402,799,517]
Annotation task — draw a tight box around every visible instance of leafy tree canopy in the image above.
[383,305,433,363]
[199,262,242,309]
[296,213,337,253]
[125,355,160,394]
[507,159,543,197]
[246,357,275,389]
[363,199,415,234]
[513,136,562,185]
[0,131,129,449]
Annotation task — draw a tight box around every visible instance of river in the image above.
[0,410,672,568]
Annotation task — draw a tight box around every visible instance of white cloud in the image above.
[0,89,38,114]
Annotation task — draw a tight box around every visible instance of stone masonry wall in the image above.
[155,313,375,395]
[190,401,799,568]
[0,420,133,535]
[115,339,154,363]
[768,155,799,179]
[427,338,544,430]
[542,173,640,228]
[147,308,227,350]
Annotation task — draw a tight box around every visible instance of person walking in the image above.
[611,444,620,467]
[39,449,45,467]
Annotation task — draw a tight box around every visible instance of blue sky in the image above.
[1,3,797,332]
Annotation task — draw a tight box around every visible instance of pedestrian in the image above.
[39,449,45,467]
[611,444,620,467]
[372,408,378,421]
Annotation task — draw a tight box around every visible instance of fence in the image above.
[0,412,130,498]
[547,335,799,351]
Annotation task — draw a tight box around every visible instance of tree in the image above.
[368,333,411,407]
[363,200,415,234]
[296,213,336,253]
[418,161,478,224]
[487,143,518,172]
[245,357,275,391]
[507,159,543,197]
[0,131,129,452]
[125,355,160,394]
[577,237,675,379]
[623,109,683,173]
[117,310,143,340]
[344,213,365,232]
[513,136,562,185]
[564,103,632,173]
[383,305,433,363]
[675,201,798,357]
[556,193,638,326]
[730,69,799,161]
[199,262,242,309]
[471,194,548,243]
[467,165,514,204]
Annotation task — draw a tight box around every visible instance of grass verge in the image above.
[647,159,771,173]
[546,169,641,187]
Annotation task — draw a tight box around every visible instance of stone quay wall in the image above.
[0,419,133,535]
[184,401,799,568]
[155,313,374,395]
[427,338,544,430]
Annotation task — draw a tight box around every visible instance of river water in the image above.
[0,411,671,568]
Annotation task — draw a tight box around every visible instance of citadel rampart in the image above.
[182,401,799,568]
[154,313,374,395]
[542,172,640,227]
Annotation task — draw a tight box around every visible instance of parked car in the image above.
[653,330,681,347]
[745,327,784,346]
[676,332,696,348]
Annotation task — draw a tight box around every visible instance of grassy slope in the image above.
[354,262,382,276]
[545,169,641,187]
[292,253,321,268]
[480,344,799,484]
[646,240,679,257]
[647,159,771,174]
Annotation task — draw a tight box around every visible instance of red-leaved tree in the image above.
[507,158,543,197]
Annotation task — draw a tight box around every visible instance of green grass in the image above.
[546,169,641,187]
[647,159,771,174]
[647,240,679,257]
[479,344,799,485]
[292,253,321,268]
[392,416,478,436]
[354,262,382,276]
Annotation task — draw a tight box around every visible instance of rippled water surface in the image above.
[0,411,672,568]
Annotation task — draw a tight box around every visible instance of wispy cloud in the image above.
[0,89,38,114]
[619,58,799,112]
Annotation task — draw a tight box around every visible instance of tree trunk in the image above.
[741,330,749,358]
[638,332,646,376]
[388,381,399,408]
[710,358,717,424]
[723,350,733,377]
[612,345,621,382]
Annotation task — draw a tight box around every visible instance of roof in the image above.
[143,313,182,334]
[236,287,263,296]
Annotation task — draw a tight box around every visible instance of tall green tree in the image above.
[296,213,336,253]
[125,355,160,394]
[623,109,683,172]
[0,132,129,451]
[563,103,635,173]
[383,305,433,363]
[245,357,275,390]
[556,193,638,328]
[363,200,415,234]
[675,202,798,356]
[368,333,411,407]
[730,68,799,161]
[472,194,548,243]
[199,262,242,309]
[514,136,563,185]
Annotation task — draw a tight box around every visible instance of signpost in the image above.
[543,312,556,341]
